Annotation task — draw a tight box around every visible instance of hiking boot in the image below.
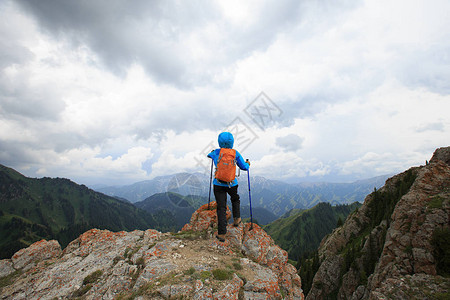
[215,234,226,242]
[233,217,241,227]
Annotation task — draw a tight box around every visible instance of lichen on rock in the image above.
[306,146,450,299]
[0,201,304,300]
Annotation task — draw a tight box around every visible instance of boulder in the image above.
[213,273,244,299]
[182,201,231,232]
[0,259,15,277]
[1,199,304,300]
[12,239,61,270]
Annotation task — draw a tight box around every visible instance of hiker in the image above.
[207,132,250,242]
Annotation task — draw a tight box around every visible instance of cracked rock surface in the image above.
[307,147,450,300]
[1,201,303,299]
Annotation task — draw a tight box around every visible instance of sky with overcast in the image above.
[0,0,449,186]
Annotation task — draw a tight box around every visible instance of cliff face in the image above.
[0,202,304,299]
[307,147,450,299]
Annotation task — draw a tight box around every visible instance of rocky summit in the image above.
[307,146,450,299]
[0,201,304,299]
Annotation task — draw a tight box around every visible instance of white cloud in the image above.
[339,152,395,176]
[338,150,426,178]
[33,146,154,185]
[415,122,445,133]
[0,0,449,185]
[252,151,331,180]
[150,152,198,178]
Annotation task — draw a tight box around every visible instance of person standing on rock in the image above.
[207,132,250,242]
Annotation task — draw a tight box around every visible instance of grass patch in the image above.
[184,267,196,275]
[71,268,102,297]
[428,196,445,209]
[72,284,92,297]
[434,292,450,300]
[200,271,212,280]
[113,255,123,265]
[171,230,207,240]
[0,270,22,289]
[212,268,233,280]
[136,257,145,267]
[129,265,147,289]
[124,247,131,259]
[124,245,142,260]
[83,270,103,285]
[232,262,243,270]
[119,281,157,299]
[191,270,212,281]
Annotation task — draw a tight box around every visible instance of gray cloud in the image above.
[14,0,341,89]
[1,0,448,185]
[15,0,215,86]
[397,45,450,95]
[0,40,34,69]
[0,3,35,68]
[0,84,66,121]
[415,122,445,133]
[0,4,66,122]
[0,139,47,169]
[274,72,384,128]
[276,133,304,152]
[0,64,66,122]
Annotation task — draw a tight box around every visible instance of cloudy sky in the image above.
[0,0,449,186]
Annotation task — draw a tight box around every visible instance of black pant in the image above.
[214,184,240,235]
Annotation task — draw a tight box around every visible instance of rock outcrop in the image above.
[307,146,450,299]
[0,201,304,299]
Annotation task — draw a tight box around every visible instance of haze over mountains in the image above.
[1,146,448,299]
[0,162,386,260]
[96,172,389,216]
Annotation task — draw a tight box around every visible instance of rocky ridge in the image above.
[0,202,304,299]
[306,147,450,299]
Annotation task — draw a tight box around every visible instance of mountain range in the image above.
[134,192,278,228]
[0,164,175,259]
[0,163,352,259]
[96,172,389,216]
[0,162,388,259]
[1,146,448,299]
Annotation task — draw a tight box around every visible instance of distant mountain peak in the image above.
[96,172,389,216]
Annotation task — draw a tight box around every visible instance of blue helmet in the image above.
[218,132,234,149]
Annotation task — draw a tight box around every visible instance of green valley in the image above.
[0,164,175,259]
[264,201,361,262]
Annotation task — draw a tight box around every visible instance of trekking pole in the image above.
[246,159,253,230]
[208,158,213,210]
